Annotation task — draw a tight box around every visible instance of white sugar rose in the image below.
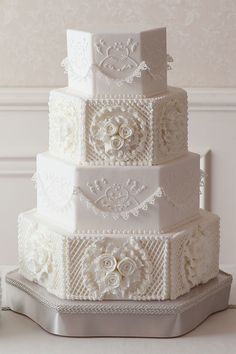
[118,124,133,139]
[104,271,121,290]
[82,239,152,299]
[110,135,124,150]
[90,108,147,162]
[97,254,117,273]
[104,121,119,136]
[117,257,137,277]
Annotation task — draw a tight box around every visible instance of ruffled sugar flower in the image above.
[184,226,211,286]
[50,99,79,155]
[26,228,54,285]
[159,99,186,156]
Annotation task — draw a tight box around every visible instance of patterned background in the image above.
[0,0,236,87]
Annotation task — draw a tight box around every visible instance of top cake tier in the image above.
[65,25,167,98]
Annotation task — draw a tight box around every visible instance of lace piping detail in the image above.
[61,58,164,87]
[167,54,174,70]
[200,169,206,195]
[33,172,199,219]
[33,173,78,213]
[77,187,198,221]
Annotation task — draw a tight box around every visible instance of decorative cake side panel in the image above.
[49,89,87,163]
[153,88,188,164]
[169,211,220,300]
[17,210,170,301]
[17,210,219,301]
[18,210,67,299]
[49,87,188,166]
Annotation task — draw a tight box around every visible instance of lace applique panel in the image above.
[18,215,66,298]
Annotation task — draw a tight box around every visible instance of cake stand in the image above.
[6,270,232,338]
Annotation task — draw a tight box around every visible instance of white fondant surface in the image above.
[36,152,200,233]
[65,26,167,97]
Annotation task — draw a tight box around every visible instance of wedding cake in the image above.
[18,25,220,302]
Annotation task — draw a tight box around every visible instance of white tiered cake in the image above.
[16,26,226,314]
[18,25,220,301]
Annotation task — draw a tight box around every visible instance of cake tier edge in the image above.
[36,151,200,233]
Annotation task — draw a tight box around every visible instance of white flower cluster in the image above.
[96,253,137,290]
[82,238,152,299]
[90,107,147,162]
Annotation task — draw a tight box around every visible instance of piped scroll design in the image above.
[95,38,139,74]
[33,173,199,221]
[61,57,152,87]
[94,38,154,86]
[78,178,199,221]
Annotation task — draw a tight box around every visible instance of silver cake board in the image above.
[6,270,232,338]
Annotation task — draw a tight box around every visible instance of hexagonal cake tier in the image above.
[49,87,188,166]
[64,25,167,98]
[18,209,219,301]
[35,152,200,233]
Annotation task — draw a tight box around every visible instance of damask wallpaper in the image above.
[0,0,235,87]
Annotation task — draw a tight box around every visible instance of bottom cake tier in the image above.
[18,209,220,301]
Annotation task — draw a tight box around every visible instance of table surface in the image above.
[0,265,235,354]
